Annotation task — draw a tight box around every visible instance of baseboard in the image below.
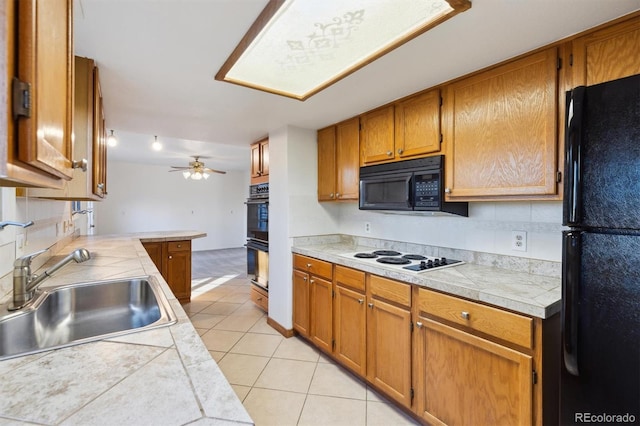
[267,316,295,338]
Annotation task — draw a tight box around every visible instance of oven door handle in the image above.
[246,240,269,252]
[245,199,269,205]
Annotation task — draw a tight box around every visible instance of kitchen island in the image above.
[0,232,253,426]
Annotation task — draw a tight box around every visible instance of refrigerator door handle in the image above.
[562,231,581,376]
[563,87,585,226]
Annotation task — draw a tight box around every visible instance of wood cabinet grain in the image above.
[250,138,269,185]
[142,240,192,303]
[334,266,367,375]
[444,47,560,200]
[1,0,74,188]
[317,118,359,201]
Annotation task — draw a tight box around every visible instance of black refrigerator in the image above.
[561,74,640,425]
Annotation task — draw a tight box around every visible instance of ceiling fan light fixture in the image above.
[152,135,162,151]
[192,172,203,180]
[203,172,210,180]
[107,129,118,147]
[215,0,471,100]
[182,170,191,179]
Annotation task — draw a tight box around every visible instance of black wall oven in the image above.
[246,183,268,290]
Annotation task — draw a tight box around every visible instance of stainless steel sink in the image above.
[0,276,177,360]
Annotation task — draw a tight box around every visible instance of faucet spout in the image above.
[10,248,91,310]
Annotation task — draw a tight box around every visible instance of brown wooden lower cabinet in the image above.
[250,284,268,312]
[142,240,192,303]
[291,254,558,425]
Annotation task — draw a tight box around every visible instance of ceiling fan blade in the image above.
[204,167,226,174]
[170,166,190,169]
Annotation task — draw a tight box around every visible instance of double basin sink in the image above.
[0,276,177,360]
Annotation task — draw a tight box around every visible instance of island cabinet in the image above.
[250,138,269,185]
[443,47,561,201]
[0,0,75,188]
[412,287,557,426]
[572,14,640,87]
[292,254,333,353]
[142,240,193,303]
[366,275,412,409]
[333,265,367,376]
[317,117,359,201]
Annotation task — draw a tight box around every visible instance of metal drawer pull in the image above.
[461,311,470,320]
[416,321,423,328]
[368,303,374,308]
[307,263,312,268]
[358,299,364,304]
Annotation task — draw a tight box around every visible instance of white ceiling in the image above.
[73,0,639,173]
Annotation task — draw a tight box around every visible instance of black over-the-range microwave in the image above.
[359,155,468,216]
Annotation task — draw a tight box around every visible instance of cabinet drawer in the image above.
[293,254,332,279]
[335,265,365,293]
[251,285,268,312]
[167,240,190,252]
[417,288,533,349]
[369,275,411,308]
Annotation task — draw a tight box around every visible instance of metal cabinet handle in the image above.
[168,255,173,259]
[397,148,403,155]
[386,151,392,156]
[444,188,451,194]
[358,299,364,304]
[336,193,340,198]
[368,303,374,308]
[303,276,308,281]
[416,321,423,328]
[72,158,88,171]
[310,279,315,284]
[177,244,182,248]
[330,193,334,199]
[461,311,470,320]
[307,263,312,268]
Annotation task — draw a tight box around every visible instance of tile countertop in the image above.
[292,241,561,319]
[0,233,253,426]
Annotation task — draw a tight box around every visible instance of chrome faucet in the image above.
[10,248,91,310]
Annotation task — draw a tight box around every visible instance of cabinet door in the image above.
[310,275,333,353]
[142,242,163,271]
[16,0,73,180]
[360,106,395,165]
[444,48,559,199]
[259,139,269,177]
[250,143,261,178]
[292,269,310,337]
[317,126,337,201]
[414,317,533,426]
[165,242,192,303]
[572,16,640,87]
[367,297,412,408]
[395,89,442,159]
[335,117,360,200]
[334,285,366,376]
[92,66,107,198]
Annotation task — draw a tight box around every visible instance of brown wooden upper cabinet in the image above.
[443,47,561,200]
[360,105,395,166]
[394,89,442,160]
[250,138,269,185]
[24,56,108,200]
[360,89,443,167]
[317,117,359,201]
[0,0,74,188]
[572,15,640,87]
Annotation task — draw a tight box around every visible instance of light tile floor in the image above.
[184,249,419,426]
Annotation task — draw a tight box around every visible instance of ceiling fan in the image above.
[169,156,226,180]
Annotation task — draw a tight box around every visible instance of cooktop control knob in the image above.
[441,257,447,264]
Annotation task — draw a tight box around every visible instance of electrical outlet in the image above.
[512,230,527,252]
[364,222,371,233]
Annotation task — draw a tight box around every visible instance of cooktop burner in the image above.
[354,253,378,259]
[402,254,427,260]
[342,250,464,273]
[373,250,402,256]
[376,257,411,265]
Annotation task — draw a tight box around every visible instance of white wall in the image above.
[95,161,248,251]
[336,201,563,261]
[268,126,334,330]
[0,188,78,302]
